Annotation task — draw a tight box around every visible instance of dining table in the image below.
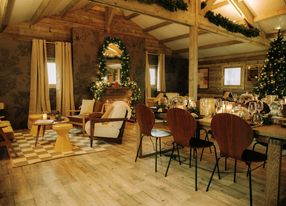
[198,117,286,206]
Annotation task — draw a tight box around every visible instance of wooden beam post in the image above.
[189,0,200,100]
[105,7,115,33]
[0,0,15,32]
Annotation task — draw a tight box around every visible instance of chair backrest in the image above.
[167,108,197,146]
[135,104,155,136]
[108,101,130,130]
[211,113,253,160]
[79,99,95,115]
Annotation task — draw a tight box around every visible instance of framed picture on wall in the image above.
[247,65,260,81]
[198,68,209,89]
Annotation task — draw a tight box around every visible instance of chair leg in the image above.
[176,144,181,165]
[135,135,144,162]
[248,163,253,206]
[200,132,212,161]
[234,159,237,183]
[159,138,162,156]
[206,157,220,191]
[189,147,192,168]
[213,145,221,179]
[90,136,93,147]
[165,143,175,177]
[194,148,198,191]
[155,137,158,172]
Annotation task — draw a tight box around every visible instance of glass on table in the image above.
[256,100,264,114]
[248,101,257,120]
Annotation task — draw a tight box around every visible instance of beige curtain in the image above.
[55,42,75,116]
[29,39,51,115]
[145,52,151,104]
[158,53,166,91]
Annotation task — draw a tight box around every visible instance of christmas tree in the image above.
[254,30,286,98]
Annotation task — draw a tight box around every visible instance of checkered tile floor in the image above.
[9,129,111,167]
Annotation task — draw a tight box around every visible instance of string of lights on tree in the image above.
[253,30,286,98]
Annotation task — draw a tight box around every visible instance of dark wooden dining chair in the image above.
[165,108,220,191]
[135,103,171,172]
[206,113,267,206]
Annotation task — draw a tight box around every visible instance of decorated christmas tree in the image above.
[254,30,286,98]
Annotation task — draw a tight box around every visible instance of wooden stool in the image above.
[52,123,73,152]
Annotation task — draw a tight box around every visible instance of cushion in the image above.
[101,105,114,118]
[109,102,128,130]
[165,92,179,100]
[80,99,95,115]
[85,121,119,138]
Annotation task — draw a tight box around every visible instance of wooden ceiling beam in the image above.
[90,0,195,26]
[198,16,269,48]
[209,1,228,10]
[0,0,10,32]
[254,6,286,22]
[200,0,216,16]
[173,40,242,54]
[143,21,172,32]
[266,30,286,39]
[160,30,208,44]
[125,13,139,20]
[59,0,84,17]
[30,0,62,24]
[228,0,254,25]
[84,2,96,11]
[105,7,115,33]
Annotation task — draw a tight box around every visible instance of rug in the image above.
[9,128,111,167]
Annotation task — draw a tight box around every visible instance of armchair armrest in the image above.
[66,109,81,116]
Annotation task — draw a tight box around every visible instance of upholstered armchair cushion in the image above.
[165,92,179,100]
[85,101,131,139]
[79,99,95,115]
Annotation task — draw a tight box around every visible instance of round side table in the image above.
[52,123,73,152]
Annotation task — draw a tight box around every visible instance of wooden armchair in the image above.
[67,99,104,135]
[85,101,130,146]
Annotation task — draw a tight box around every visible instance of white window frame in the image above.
[222,66,244,89]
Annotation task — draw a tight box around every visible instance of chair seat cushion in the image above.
[151,129,170,138]
[85,121,119,138]
[241,149,267,162]
[189,138,214,148]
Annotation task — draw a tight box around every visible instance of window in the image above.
[149,67,157,86]
[47,62,56,86]
[224,67,241,86]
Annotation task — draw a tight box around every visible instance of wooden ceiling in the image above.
[1,0,286,60]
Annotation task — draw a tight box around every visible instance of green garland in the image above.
[90,79,141,112]
[137,0,188,12]
[97,36,130,84]
[201,2,259,37]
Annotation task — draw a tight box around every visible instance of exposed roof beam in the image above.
[84,1,96,10]
[209,1,228,10]
[31,0,62,24]
[173,40,242,54]
[59,0,83,16]
[143,21,172,32]
[105,7,115,33]
[125,13,139,20]
[200,0,216,16]
[160,30,208,44]
[199,51,267,62]
[90,0,195,26]
[266,30,286,39]
[198,16,269,48]
[228,0,254,25]
[254,6,286,22]
[0,0,8,32]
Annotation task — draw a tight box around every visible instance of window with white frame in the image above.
[223,67,242,86]
[47,62,56,87]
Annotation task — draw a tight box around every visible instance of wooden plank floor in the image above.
[0,122,285,206]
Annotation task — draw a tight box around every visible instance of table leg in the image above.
[265,138,282,206]
[35,125,41,146]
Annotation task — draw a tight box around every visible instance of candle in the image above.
[43,113,47,120]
